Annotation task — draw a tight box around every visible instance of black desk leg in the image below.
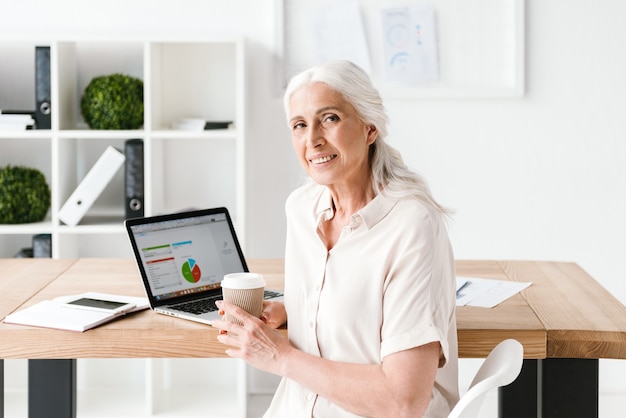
[28,359,76,418]
[1,359,4,418]
[541,358,598,418]
[499,359,538,418]
[499,358,599,418]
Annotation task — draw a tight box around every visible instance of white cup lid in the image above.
[221,272,266,289]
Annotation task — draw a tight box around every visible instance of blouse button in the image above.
[307,393,315,401]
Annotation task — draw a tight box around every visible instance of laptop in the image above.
[124,207,283,325]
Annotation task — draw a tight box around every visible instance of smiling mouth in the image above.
[310,155,337,164]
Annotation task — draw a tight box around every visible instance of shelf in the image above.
[56,40,145,131]
[0,137,51,177]
[57,130,144,139]
[57,220,126,233]
[148,41,239,131]
[148,138,240,219]
[54,129,238,139]
[0,130,51,139]
[150,128,238,140]
[0,221,53,234]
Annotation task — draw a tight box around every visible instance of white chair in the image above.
[448,339,524,418]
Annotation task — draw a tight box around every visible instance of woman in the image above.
[211,60,459,417]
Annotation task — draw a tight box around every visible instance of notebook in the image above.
[124,207,282,325]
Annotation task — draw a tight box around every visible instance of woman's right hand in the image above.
[261,300,287,329]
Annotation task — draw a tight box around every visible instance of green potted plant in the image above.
[80,73,144,130]
[0,165,51,224]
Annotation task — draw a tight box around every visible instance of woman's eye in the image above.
[323,115,339,124]
[293,122,306,130]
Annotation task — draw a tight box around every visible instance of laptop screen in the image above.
[126,209,247,303]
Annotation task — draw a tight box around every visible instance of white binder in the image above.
[58,146,126,226]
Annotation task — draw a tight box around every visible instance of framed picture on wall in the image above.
[276,0,525,99]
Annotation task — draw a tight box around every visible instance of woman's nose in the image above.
[305,124,324,148]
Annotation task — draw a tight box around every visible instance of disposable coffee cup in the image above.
[221,272,266,325]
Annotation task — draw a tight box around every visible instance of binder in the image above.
[32,233,52,258]
[14,248,33,258]
[58,146,125,226]
[35,46,51,129]
[124,138,144,219]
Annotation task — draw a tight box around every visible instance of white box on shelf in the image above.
[58,146,125,226]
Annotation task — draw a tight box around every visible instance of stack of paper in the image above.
[170,118,232,131]
[0,112,35,130]
[456,276,532,308]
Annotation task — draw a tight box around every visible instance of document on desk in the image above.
[456,276,532,308]
[2,292,149,332]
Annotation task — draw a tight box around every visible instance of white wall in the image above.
[379,0,626,394]
[2,0,625,399]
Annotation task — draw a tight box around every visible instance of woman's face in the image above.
[288,82,377,190]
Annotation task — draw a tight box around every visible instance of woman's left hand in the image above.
[210,300,293,375]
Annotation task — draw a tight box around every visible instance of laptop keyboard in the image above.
[170,291,283,316]
[263,290,283,299]
[171,296,221,315]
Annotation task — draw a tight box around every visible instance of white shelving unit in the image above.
[0,37,273,417]
[0,37,246,258]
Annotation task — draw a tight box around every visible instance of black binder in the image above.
[33,233,52,258]
[35,46,51,129]
[124,138,144,219]
[14,248,33,258]
[12,234,51,258]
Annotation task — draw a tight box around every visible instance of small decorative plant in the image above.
[80,73,144,130]
[0,165,51,224]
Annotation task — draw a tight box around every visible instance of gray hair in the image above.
[284,60,450,216]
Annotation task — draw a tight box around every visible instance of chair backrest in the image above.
[448,339,524,418]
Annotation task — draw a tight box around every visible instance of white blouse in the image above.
[264,182,459,418]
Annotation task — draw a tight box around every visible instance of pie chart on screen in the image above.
[182,258,202,283]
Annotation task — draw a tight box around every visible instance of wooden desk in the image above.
[457,260,626,418]
[1,258,625,418]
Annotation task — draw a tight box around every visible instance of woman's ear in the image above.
[367,125,378,145]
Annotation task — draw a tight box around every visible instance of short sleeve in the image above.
[379,204,455,366]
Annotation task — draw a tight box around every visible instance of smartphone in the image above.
[62,297,136,314]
